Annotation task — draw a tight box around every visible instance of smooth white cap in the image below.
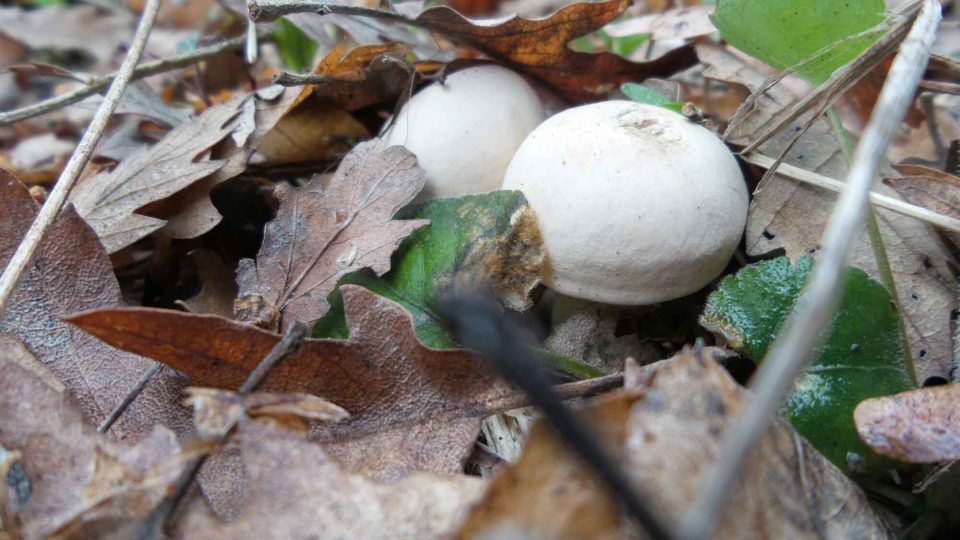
[382,65,546,202]
[502,101,748,305]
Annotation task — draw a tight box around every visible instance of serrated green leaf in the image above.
[701,256,915,474]
[619,83,685,113]
[711,0,886,85]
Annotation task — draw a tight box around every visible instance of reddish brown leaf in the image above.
[235,139,429,331]
[458,348,888,539]
[0,352,182,539]
[253,0,698,102]
[66,285,508,481]
[854,385,960,464]
[0,169,188,440]
[69,97,247,252]
[176,421,486,539]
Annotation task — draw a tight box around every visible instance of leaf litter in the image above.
[2,0,960,538]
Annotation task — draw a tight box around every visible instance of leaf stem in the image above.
[0,0,161,318]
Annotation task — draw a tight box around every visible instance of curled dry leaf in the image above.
[0,353,183,539]
[854,384,960,464]
[458,348,888,539]
[235,140,429,331]
[69,97,247,252]
[697,42,956,382]
[66,285,508,481]
[176,422,486,540]
[0,169,188,440]
[185,387,349,439]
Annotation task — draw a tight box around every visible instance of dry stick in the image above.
[249,0,409,23]
[0,35,248,126]
[477,372,625,416]
[98,363,163,433]
[740,151,960,233]
[917,79,960,95]
[0,0,161,318]
[678,2,942,539]
[137,321,310,540]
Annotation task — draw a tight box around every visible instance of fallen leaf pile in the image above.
[2,0,960,538]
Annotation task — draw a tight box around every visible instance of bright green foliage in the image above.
[701,256,915,474]
[314,191,530,349]
[620,83,685,114]
[711,0,886,85]
[273,18,318,72]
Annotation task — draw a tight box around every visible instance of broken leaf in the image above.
[0,169,188,439]
[459,348,888,539]
[176,421,486,539]
[67,285,508,481]
[855,384,960,464]
[313,190,543,348]
[70,97,247,252]
[235,139,429,331]
[186,387,348,438]
[0,352,183,539]
[712,0,886,85]
[701,256,915,474]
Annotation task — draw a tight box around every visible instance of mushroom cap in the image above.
[502,101,748,305]
[382,64,546,202]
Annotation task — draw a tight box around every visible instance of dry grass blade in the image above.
[680,2,943,539]
[0,0,160,318]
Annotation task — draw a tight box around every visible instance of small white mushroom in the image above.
[382,64,546,202]
[502,101,748,305]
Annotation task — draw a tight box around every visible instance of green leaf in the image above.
[701,256,915,474]
[620,83,685,114]
[711,0,886,85]
[272,18,318,72]
[314,191,532,349]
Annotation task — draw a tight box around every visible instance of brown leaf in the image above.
[698,42,956,382]
[235,139,429,331]
[254,98,369,165]
[176,421,486,539]
[854,384,960,464]
[459,348,888,539]
[178,249,238,318]
[70,97,247,252]
[185,387,349,438]
[884,165,960,247]
[0,169,188,439]
[0,353,183,539]
[66,285,508,481]
[305,43,423,111]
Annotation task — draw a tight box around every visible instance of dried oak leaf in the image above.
[254,0,697,102]
[854,384,960,464]
[70,97,247,252]
[66,285,508,481]
[0,169,188,440]
[0,353,183,539]
[176,421,485,539]
[697,42,956,382]
[301,43,424,111]
[458,348,888,539]
[235,139,429,331]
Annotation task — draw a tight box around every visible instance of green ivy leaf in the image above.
[272,18,318,72]
[701,256,915,474]
[711,0,886,85]
[314,191,531,349]
[620,83,685,114]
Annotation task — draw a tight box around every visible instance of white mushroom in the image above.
[382,64,546,202]
[502,101,748,305]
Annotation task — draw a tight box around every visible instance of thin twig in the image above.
[679,2,942,539]
[137,321,309,540]
[438,294,675,540]
[249,0,408,23]
[0,0,161,318]
[97,363,163,433]
[741,152,960,233]
[477,372,625,416]
[917,79,960,95]
[0,35,249,126]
